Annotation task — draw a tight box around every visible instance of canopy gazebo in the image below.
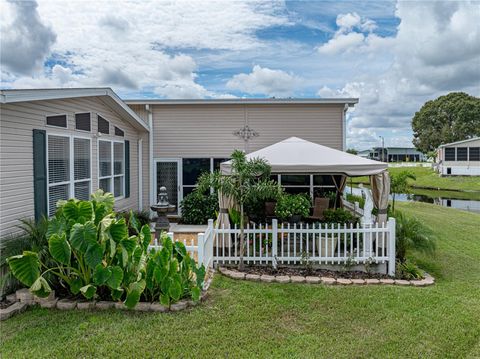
[219,137,390,226]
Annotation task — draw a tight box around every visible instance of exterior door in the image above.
[155,159,181,215]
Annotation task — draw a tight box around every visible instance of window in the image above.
[98,140,124,198]
[75,113,91,131]
[213,158,229,171]
[445,148,456,161]
[98,115,110,134]
[456,147,468,161]
[114,126,125,137]
[47,135,91,216]
[469,147,480,161]
[182,158,210,195]
[46,115,67,128]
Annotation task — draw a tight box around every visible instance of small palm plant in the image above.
[197,150,281,270]
[395,211,436,263]
[390,170,416,212]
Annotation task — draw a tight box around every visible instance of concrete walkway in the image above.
[169,223,208,233]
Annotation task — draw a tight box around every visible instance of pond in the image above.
[345,186,480,214]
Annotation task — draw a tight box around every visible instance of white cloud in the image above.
[226,65,301,97]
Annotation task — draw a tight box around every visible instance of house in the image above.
[363,147,426,162]
[0,88,357,236]
[436,137,480,176]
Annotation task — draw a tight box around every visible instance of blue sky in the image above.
[1,0,479,150]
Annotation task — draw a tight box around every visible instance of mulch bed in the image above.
[236,266,392,279]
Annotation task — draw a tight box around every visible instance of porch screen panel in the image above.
[157,161,178,214]
[457,147,467,161]
[469,147,480,161]
[113,142,124,197]
[48,135,70,215]
[445,148,455,161]
[99,140,112,193]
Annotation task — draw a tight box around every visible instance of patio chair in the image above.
[307,197,330,221]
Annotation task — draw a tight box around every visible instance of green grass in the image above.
[352,166,480,192]
[2,203,480,358]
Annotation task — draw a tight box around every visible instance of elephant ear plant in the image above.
[7,190,153,308]
[145,233,205,306]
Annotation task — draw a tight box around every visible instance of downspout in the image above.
[343,104,348,151]
[138,138,143,210]
[146,104,154,212]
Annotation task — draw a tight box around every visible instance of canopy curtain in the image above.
[331,175,347,208]
[369,171,391,224]
[216,191,236,230]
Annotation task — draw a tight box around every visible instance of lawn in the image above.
[2,203,480,358]
[352,166,480,192]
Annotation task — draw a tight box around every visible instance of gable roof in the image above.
[0,88,149,132]
[220,137,387,176]
[438,137,480,148]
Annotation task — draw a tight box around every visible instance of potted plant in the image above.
[275,193,311,224]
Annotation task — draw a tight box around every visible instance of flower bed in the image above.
[219,266,434,287]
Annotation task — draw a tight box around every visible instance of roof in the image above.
[220,137,387,176]
[124,98,359,107]
[438,137,480,148]
[0,88,149,132]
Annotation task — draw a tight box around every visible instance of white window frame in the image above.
[98,139,125,200]
[46,132,92,216]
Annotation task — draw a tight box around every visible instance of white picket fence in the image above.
[202,218,396,276]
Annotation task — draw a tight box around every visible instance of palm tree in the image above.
[390,170,416,212]
[395,211,436,262]
[197,150,280,270]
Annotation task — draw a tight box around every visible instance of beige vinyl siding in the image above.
[0,97,145,237]
[136,103,344,158]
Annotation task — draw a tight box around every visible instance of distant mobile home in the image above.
[0,88,357,236]
[436,137,480,176]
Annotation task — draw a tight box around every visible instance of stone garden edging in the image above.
[218,267,435,287]
[0,269,214,321]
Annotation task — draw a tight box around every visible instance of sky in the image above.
[1,0,479,150]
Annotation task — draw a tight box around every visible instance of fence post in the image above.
[197,233,204,267]
[387,217,396,276]
[272,219,278,269]
[207,219,214,268]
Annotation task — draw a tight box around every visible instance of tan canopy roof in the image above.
[220,137,387,176]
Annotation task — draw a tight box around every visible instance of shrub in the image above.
[7,190,152,308]
[118,210,151,236]
[144,232,205,305]
[345,193,365,209]
[394,211,436,263]
[275,193,311,221]
[0,218,52,298]
[180,192,218,225]
[396,260,423,280]
[323,208,354,224]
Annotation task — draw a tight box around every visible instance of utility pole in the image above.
[379,136,385,162]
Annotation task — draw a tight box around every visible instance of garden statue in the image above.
[359,184,374,225]
[150,186,176,239]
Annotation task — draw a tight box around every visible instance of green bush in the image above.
[180,192,218,225]
[118,210,151,236]
[144,232,205,305]
[345,193,365,209]
[323,208,354,224]
[396,260,423,280]
[275,193,311,221]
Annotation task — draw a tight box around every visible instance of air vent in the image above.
[75,113,91,131]
[46,115,67,128]
[98,115,110,134]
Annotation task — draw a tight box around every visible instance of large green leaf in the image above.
[106,266,123,289]
[7,251,40,286]
[169,278,182,302]
[48,233,71,265]
[30,276,52,298]
[91,189,114,212]
[153,266,169,284]
[163,236,173,253]
[124,280,146,309]
[70,222,97,253]
[191,286,201,302]
[174,241,187,258]
[109,219,128,242]
[159,293,170,306]
[129,210,140,234]
[80,284,97,299]
[169,258,179,274]
[85,242,103,268]
[160,276,172,295]
[70,277,83,295]
[93,264,111,285]
[141,225,152,251]
[120,237,137,254]
[111,288,124,301]
[63,200,93,222]
[159,248,170,267]
[46,217,67,240]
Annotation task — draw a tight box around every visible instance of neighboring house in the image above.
[0,88,150,237]
[0,88,357,236]
[361,147,426,162]
[436,137,480,176]
[126,98,357,214]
